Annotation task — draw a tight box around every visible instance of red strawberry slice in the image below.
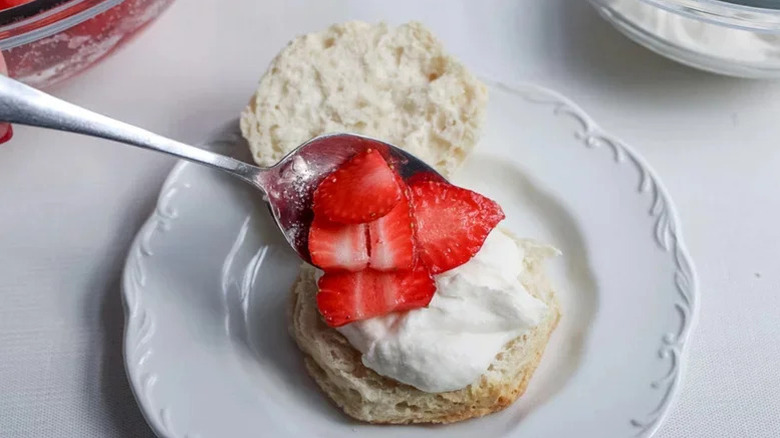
[309,216,369,271]
[313,149,402,224]
[367,184,415,271]
[316,267,436,327]
[410,181,505,274]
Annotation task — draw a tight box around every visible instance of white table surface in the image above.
[1,0,779,437]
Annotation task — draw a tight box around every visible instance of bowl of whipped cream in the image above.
[589,0,780,78]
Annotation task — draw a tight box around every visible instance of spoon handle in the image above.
[0,75,263,185]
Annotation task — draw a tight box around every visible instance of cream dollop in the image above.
[335,228,548,393]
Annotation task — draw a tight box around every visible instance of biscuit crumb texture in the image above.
[240,21,488,178]
[289,234,561,424]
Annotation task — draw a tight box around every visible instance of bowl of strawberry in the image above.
[307,148,505,327]
[0,0,174,88]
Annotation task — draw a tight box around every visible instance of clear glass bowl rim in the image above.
[0,0,126,50]
[594,0,780,32]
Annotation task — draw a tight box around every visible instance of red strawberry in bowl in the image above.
[0,0,32,10]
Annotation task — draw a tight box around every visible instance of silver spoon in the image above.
[0,75,446,263]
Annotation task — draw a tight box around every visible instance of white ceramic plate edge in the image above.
[487,80,699,437]
[121,82,700,438]
[122,162,191,438]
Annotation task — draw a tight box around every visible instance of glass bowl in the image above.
[588,0,780,78]
[0,0,174,88]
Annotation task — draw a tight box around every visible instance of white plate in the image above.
[122,82,698,438]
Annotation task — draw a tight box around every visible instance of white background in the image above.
[1,0,778,437]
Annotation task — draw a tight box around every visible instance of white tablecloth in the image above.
[1,0,779,436]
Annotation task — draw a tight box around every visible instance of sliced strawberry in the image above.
[367,183,415,271]
[410,181,505,274]
[309,216,369,271]
[316,267,436,327]
[313,149,402,224]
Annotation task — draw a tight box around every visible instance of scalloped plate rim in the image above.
[121,80,700,438]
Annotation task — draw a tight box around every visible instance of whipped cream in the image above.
[335,228,548,393]
[608,0,780,64]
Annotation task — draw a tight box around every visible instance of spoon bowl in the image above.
[0,75,446,262]
[259,133,445,261]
